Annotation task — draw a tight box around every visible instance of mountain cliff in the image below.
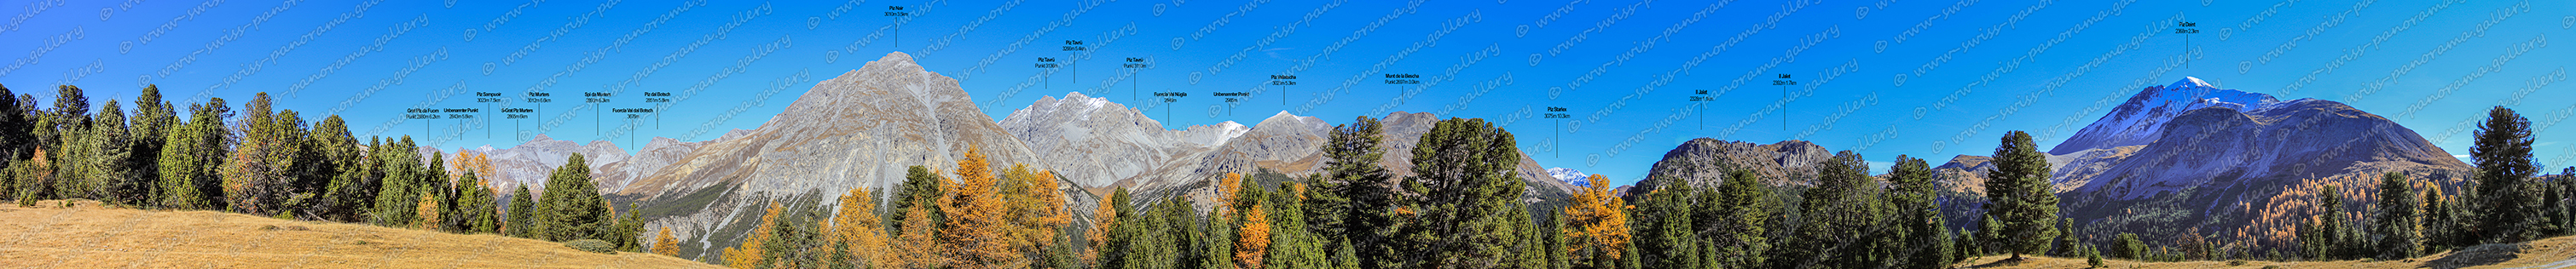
[1633,139,1834,192]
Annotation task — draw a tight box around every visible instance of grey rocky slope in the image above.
[2046,77,2471,249]
[614,52,1074,260]
[1632,139,1833,193]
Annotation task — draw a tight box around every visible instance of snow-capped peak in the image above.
[2049,77,2284,155]
[1548,168,1591,187]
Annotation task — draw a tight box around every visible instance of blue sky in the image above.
[3,0,2572,187]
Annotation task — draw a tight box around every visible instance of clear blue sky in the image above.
[3,0,2571,187]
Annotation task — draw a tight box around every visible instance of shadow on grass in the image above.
[1960,255,2036,268]
[2424,243,2523,269]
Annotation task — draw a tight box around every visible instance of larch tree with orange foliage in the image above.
[1561,174,1630,268]
[1082,192,1118,267]
[652,226,680,255]
[1000,163,1071,267]
[725,203,784,269]
[831,187,888,269]
[893,198,946,269]
[942,146,1022,269]
[1226,173,1272,269]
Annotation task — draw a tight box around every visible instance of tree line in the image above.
[0,84,645,250]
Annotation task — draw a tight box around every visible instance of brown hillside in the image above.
[0,200,717,268]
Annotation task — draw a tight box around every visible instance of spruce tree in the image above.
[890,165,944,237]
[2423,186,2457,251]
[2375,172,2420,260]
[127,87,174,201]
[2471,106,2539,243]
[455,171,500,233]
[1398,118,1528,268]
[1984,131,2060,260]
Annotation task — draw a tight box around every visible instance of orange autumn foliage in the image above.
[831,188,888,269]
[724,204,784,269]
[1562,174,1631,259]
[941,146,1022,269]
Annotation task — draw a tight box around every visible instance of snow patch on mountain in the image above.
[1549,168,1589,187]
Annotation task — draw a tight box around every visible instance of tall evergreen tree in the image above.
[535,153,611,241]
[2375,172,2421,260]
[2314,185,2349,259]
[1984,131,2061,260]
[1890,155,1952,269]
[454,171,500,233]
[156,99,229,209]
[312,117,370,221]
[128,86,175,204]
[1784,151,1888,268]
[84,101,136,203]
[507,185,535,237]
[2471,106,2539,243]
[0,84,27,161]
[1634,176,1699,269]
[373,136,427,226]
[1398,118,1529,268]
[1265,181,1330,269]
[2423,186,2457,251]
[891,165,945,238]
[1314,116,1394,268]
[1710,170,1771,268]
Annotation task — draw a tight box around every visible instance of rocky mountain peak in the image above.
[2052,77,2284,155]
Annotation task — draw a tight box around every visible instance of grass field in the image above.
[0,200,719,268]
[1956,236,2576,269]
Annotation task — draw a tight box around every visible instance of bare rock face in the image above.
[2046,77,2473,249]
[998,92,1248,189]
[1931,155,1994,197]
[617,52,1056,260]
[1632,139,1833,193]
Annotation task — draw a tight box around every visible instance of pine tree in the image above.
[125,86,174,204]
[892,165,945,238]
[0,84,26,162]
[85,100,138,203]
[1562,175,1630,269]
[1984,131,2061,260]
[535,153,610,241]
[1396,118,1528,268]
[1890,155,1951,269]
[454,171,500,233]
[2114,232,2145,260]
[223,93,311,215]
[2375,172,2421,259]
[1265,181,1329,269]
[1635,176,1699,269]
[312,116,368,221]
[1315,116,1394,268]
[156,99,229,210]
[373,136,427,226]
[507,186,535,238]
[2471,106,2539,243]
[1711,170,1771,268]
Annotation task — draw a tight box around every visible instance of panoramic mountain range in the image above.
[451,52,2465,256]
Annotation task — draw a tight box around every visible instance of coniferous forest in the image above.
[6,83,2573,268]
